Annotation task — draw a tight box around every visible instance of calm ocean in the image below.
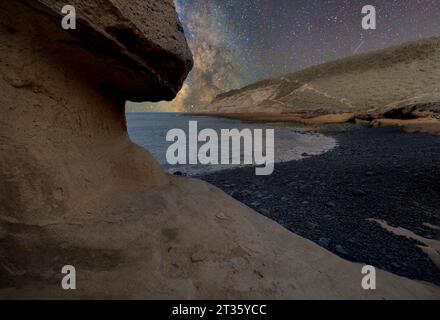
[126,113,336,175]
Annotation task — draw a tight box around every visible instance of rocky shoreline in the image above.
[199,124,440,285]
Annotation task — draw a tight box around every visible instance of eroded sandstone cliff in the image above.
[0,0,438,299]
[207,37,440,134]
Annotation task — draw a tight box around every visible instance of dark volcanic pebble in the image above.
[199,125,440,285]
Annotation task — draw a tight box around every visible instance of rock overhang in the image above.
[23,0,193,102]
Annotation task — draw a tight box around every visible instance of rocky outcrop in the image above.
[0,1,439,299]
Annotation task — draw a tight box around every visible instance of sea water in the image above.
[126,113,337,176]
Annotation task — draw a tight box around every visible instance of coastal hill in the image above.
[208,37,440,133]
[0,1,438,298]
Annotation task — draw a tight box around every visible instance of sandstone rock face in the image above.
[0,1,439,299]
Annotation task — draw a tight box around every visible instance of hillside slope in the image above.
[1,1,439,299]
[208,37,440,130]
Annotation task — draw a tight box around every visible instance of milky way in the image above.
[127,0,440,112]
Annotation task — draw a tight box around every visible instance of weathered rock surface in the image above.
[355,101,440,121]
[0,1,439,299]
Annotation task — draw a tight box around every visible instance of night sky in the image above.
[128,0,440,111]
